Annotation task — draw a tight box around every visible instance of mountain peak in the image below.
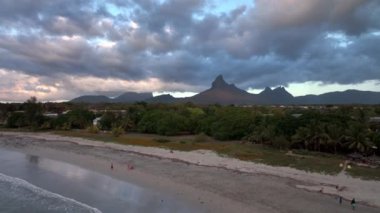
[211,75,228,88]
[260,86,272,95]
[272,86,293,98]
[263,87,272,92]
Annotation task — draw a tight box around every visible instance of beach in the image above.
[0,131,379,213]
[0,148,199,213]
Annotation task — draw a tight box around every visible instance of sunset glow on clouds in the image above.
[0,0,379,101]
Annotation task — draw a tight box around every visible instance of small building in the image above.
[369,117,380,123]
[93,117,102,126]
[90,109,127,114]
[291,113,303,118]
[262,113,274,117]
[43,112,58,118]
[298,106,309,109]
[62,110,71,115]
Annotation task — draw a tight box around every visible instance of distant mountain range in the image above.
[70,75,380,105]
[71,92,153,103]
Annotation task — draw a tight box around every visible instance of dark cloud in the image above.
[0,35,146,80]
[0,0,379,99]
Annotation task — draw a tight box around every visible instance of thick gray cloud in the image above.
[0,0,379,99]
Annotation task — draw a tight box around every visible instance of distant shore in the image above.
[1,131,380,213]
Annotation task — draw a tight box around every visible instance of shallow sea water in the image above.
[0,148,198,213]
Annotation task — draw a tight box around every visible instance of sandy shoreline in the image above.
[1,131,380,212]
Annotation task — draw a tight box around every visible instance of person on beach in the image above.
[351,198,356,210]
[127,164,134,170]
[111,163,114,170]
[339,196,342,205]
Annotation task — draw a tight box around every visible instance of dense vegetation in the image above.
[1,97,379,156]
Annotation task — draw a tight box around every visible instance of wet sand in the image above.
[0,131,379,213]
[0,148,199,213]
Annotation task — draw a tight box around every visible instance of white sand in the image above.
[1,131,380,213]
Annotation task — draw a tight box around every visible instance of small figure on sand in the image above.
[111,163,114,170]
[339,196,342,205]
[127,164,134,170]
[351,198,356,210]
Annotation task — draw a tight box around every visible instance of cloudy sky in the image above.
[0,0,379,101]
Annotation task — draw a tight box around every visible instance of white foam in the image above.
[0,172,102,213]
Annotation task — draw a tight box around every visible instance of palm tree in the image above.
[292,127,313,150]
[292,121,330,152]
[326,124,344,154]
[247,124,275,145]
[343,123,372,154]
[309,122,331,152]
[312,130,330,152]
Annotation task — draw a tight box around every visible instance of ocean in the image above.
[0,172,100,213]
[0,148,198,213]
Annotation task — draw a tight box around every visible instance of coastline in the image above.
[1,131,380,212]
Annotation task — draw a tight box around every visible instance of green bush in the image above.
[272,135,291,150]
[87,125,99,134]
[138,110,188,136]
[193,133,208,143]
[99,112,121,130]
[67,109,94,129]
[112,126,124,137]
[6,112,27,128]
[40,121,52,130]
[61,122,72,130]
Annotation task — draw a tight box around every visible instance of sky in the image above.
[0,0,380,101]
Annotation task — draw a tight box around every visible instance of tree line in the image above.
[1,97,379,156]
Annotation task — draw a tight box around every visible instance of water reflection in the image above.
[38,159,148,205]
[0,148,199,213]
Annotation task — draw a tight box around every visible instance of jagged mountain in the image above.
[70,75,380,105]
[184,75,257,104]
[257,86,294,104]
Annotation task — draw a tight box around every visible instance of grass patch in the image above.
[0,128,41,132]
[154,138,171,143]
[346,166,380,181]
[59,131,116,143]
[193,133,208,143]
[293,149,340,158]
[179,140,189,144]
[53,130,344,175]
[226,144,342,175]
